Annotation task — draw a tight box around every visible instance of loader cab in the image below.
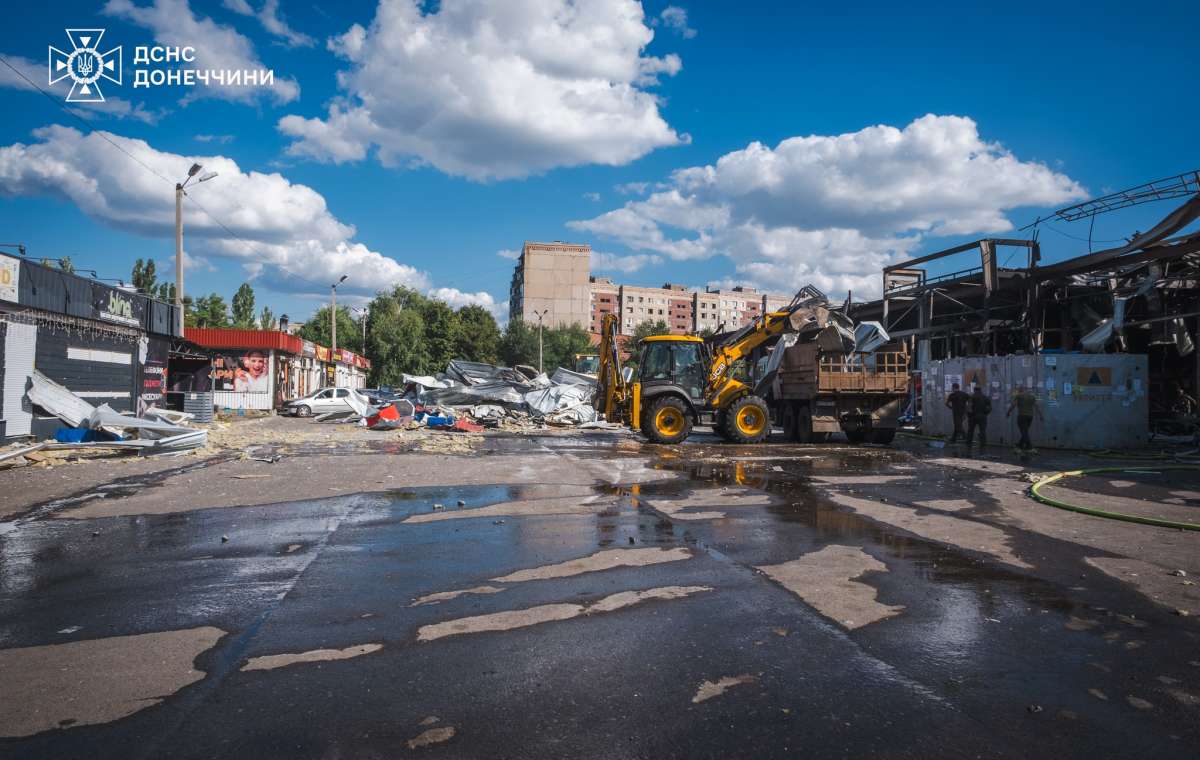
[632,335,710,444]
[637,335,707,402]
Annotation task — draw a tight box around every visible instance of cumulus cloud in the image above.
[496,249,521,260]
[592,250,661,273]
[104,0,301,104]
[571,114,1087,297]
[221,0,315,48]
[278,0,684,180]
[0,53,163,123]
[655,6,696,39]
[427,287,507,320]
[0,125,427,297]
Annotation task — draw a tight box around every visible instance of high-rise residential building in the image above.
[589,276,620,332]
[584,277,790,336]
[508,240,789,336]
[508,241,591,328]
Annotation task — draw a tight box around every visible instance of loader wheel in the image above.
[726,395,770,444]
[714,409,734,441]
[644,396,692,444]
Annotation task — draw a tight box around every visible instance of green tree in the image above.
[499,319,538,368]
[193,293,229,327]
[298,305,362,353]
[231,282,256,328]
[421,299,460,371]
[454,304,500,364]
[365,296,428,385]
[697,326,716,339]
[260,305,276,330]
[630,319,670,344]
[542,323,593,375]
[131,258,157,293]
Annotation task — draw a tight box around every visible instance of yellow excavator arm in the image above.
[594,313,629,423]
[704,308,797,407]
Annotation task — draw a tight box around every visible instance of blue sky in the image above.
[1,0,1196,325]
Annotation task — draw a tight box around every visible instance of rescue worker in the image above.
[966,386,992,447]
[1007,386,1043,451]
[945,382,969,443]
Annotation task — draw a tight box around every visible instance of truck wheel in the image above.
[794,405,815,443]
[845,429,868,444]
[726,395,771,444]
[780,403,797,441]
[644,396,693,444]
[870,428,896,445]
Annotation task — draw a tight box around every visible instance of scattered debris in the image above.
[407,726,455,749]
[692,675,756,703]
[17,371,208,459]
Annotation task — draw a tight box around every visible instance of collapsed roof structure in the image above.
[851,169,1200,428]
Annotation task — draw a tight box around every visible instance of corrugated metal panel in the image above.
[2,321,37,436]
[150,300,171,335]
[183,391,214,422]
[64,276,92,318]
[186,327,303,354]
[19,261,68,312]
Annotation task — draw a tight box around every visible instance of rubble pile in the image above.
[361,360,601,433]
[0,371,208,468]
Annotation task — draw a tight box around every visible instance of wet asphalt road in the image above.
[1,432,1198,759]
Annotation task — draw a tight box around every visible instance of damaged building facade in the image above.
[852,172,1200,448]
[0,252,183,441]
[184,327,369,412]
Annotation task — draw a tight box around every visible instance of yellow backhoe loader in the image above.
[594,288,827,444]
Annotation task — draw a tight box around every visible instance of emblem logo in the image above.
[49,29,122,103]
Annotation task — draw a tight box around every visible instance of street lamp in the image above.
[174,162,218,333]
[331,274,348,357]
[534,308,550,374]
[351,306,369,349]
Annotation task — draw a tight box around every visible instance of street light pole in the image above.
[173,163,218,335]
[535,309,550,373]
[174,182,183,333]
[331,273,348,356]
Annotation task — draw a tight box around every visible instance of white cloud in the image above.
[583,192,601,202]
[0,53,163,123]
[104,0,301,104]
[0,125,427,298]
[195,134,235,144]
[571,114,1087,297]
[278,0,684,180]
[221,0,315,48]
[614,181,651,195]
[427,287,507,321]
[592,250,661,273]
[656,6,696,39]
[496,249,521,260]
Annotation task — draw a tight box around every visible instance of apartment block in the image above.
[586,277,791,336]
[508,241,591,328]
[589,276,620,332]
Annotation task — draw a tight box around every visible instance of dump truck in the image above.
[764,341,909,444]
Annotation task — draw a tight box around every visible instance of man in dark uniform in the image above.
[967,386,992,447]
[945,382,969,443]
